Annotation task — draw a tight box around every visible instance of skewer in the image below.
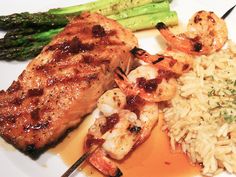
[61,145,99,177]
[221,4,236,19]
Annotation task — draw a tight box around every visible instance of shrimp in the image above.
[187,11,228,52]
[156,11,228,55]
[88,148,122,177]
[97,88,126,117]
[85,110,140,177]
[114,65,177,103]
[130,47,193,75]
[85,88,159,177]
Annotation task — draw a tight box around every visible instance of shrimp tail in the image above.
[88,148,123,177]
[130,47,158,64]
[131,47,172,67]
[156,22,168,30]
[130,47,147,57]
[115,67,127,81]
[114,67,138,96]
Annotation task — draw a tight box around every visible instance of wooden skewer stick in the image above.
[61,145,99,177]
[221,4,236,19]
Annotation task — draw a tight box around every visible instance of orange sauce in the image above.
[51,113,200,177]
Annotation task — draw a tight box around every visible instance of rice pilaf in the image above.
[163,41,236,176]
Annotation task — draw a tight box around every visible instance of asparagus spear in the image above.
[0,41,49,61]
[0,28,62,49]
[0,12,68,30]
[48,0,121,15]
[48,0,166,15]
[108,1,170,20]
[5,27,52,38]
[0,0,168,30]
[118,11,178,31]
[90,0,168,16]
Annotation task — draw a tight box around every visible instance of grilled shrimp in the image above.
[97,88,126,116]
[85,88,159,177]
[187,11,228,52]
[115,65,177,103]
[131,47,193,75]
[85,110,140,177]
[156,11,228,55]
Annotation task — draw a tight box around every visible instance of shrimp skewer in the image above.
[84,46,193,176]
[156,11,228,55]
[84,47,189,175]
[85,90,159,177]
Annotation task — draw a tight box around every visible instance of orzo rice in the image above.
[163,41,236,176]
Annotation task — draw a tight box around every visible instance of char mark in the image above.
[92,25,106,38]
[117,67,126,76]
[28,88,44,97]
[112,168,123,177]
[25,144,36,154]
[158,69,179,81]
[7,81,21,94]
[11,97,24,106]
[6,115,17,123]
[130,47,146,56]
[152,57,165,64]
[24,121,49,132]
[0,113,20,124]
[81,55,110,66]
[156,22,168,30]
[30,108,40,120]
[128,125,141,133]
[207,15,216,23]
[182,64,190,71]
[47,73,98,87]
[47,37,95,62]
[194,14,202,23]
[115,67,126,81]
[193,42,203,52]
[168,59,177,67]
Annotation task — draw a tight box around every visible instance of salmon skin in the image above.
[0,12,137,156]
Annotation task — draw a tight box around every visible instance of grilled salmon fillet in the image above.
[0,12,137,155]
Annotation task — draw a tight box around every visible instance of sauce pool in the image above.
[51,112,200,177]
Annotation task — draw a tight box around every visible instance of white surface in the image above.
[0,0,236,177]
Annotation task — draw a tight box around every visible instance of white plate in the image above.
[0,0,236,177]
